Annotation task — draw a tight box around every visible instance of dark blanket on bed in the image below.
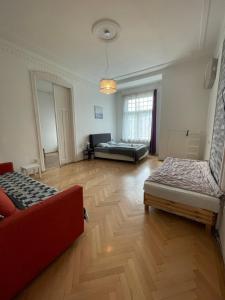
[95,142,148,161]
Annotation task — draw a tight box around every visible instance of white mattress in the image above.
[144,181,220,213]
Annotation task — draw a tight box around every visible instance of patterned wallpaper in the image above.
[209,39,225,184]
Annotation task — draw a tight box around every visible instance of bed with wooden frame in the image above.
[144,157,223,232]
[144,190,217,232]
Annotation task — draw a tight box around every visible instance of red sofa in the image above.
[0,162,84,300]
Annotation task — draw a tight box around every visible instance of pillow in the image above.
[108,141,117,145]
[96,143,110,147]
[0,189,17,217]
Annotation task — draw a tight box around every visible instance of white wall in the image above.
[37,89,58,153]
[75,80,116,159]
[204,15,225,262]
[115,82,162,154]
[116,57,209,159]
[0,39,116,169]
[159,57,210,159]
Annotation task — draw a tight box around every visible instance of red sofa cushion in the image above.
[0,162,14,175]
[0,189,17,217]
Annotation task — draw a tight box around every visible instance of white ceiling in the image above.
[0,0,224,82]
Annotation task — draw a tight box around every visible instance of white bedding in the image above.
[144,181,220,213]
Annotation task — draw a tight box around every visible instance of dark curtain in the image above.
[149,89,157,155]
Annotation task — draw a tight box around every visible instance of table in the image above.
[21,163,41,178]
[83,149,95,160]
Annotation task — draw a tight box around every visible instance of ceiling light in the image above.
[92,19,120,95]
[99,79,117,94]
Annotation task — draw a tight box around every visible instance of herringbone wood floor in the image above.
[16,157,225,300]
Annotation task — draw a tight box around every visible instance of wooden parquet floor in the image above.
[16,157,225,300]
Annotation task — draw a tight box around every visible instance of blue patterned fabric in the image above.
[209,39,225,184]
[0,172,58,209]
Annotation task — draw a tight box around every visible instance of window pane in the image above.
[122,92,153,143]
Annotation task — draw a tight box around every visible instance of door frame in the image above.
[30,71,77,172]
[53,84,75,166]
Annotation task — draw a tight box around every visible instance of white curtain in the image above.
[122,92,153,143]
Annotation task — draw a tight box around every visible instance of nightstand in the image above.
[83,149,95,160]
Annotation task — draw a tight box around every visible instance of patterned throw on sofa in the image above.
[0,172,58,209]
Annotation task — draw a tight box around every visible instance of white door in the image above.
[53,85,74,165]
[167,130,202,160]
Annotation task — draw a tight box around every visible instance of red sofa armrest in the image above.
[0,162,14,175]
[0,185,84,300]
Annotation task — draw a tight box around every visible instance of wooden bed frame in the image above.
[144,193,217,232]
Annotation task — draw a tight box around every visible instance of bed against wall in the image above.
[89,133,149,162]
[144,157,222,231]
[144,39,225,235]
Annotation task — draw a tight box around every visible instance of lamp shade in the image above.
[99,79,117,94]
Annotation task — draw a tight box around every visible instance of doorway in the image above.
[37,80,60,169]
[31,72,76,171]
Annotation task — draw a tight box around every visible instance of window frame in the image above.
[122,91,153,143]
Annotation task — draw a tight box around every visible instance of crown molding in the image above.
[113,0,211,82]
[0,35,176,84]
[114,51,210,83]
[114,60,175,82]
[0,37,96,85]
[0,0,212,86]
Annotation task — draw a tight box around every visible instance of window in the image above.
[122,92,153,143]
